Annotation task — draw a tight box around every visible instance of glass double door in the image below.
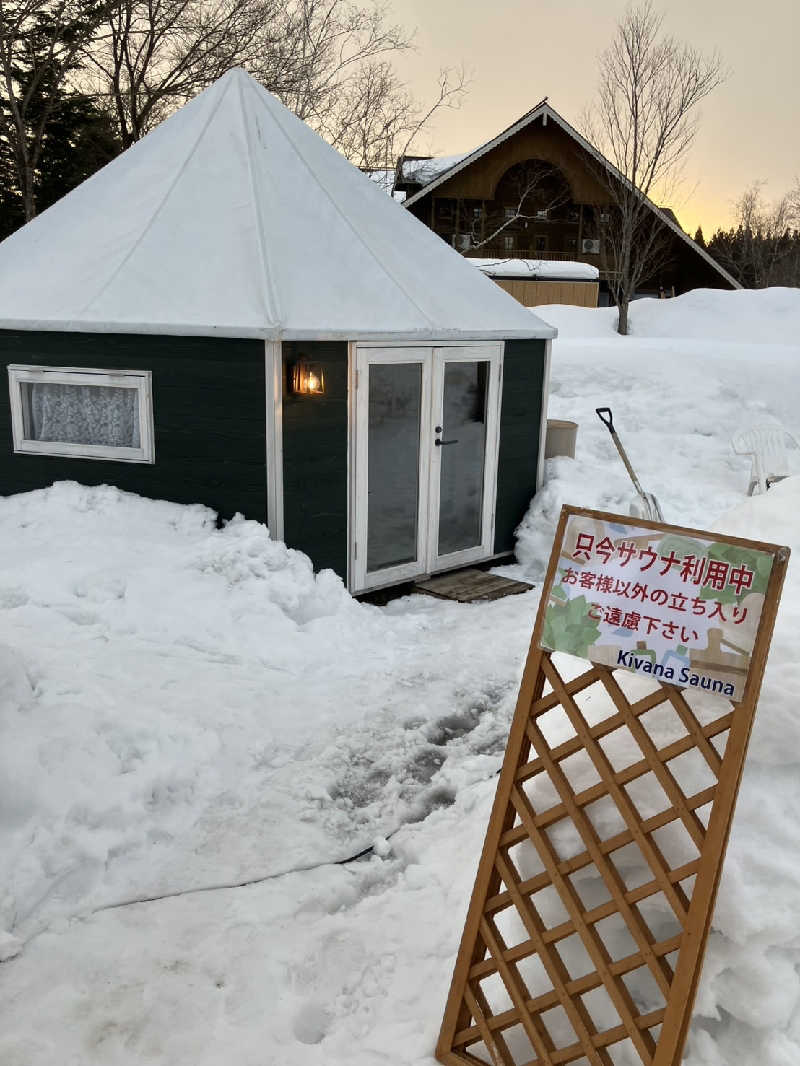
[353,344,502,591]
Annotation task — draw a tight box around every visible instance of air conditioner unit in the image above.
[582,238,601,254]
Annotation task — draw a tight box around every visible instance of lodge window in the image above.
[503,235,514,251]
[534,235,548,252]
[8,365,155,463]
[454,233,472,251]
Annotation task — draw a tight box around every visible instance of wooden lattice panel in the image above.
[437,508,788,1066]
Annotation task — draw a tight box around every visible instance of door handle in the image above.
[435,439,459,446]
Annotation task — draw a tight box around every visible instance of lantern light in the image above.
[291,358,325,396]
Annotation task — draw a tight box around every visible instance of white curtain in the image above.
[27,383,140,448]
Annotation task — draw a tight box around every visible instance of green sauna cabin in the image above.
[0,70,555,594]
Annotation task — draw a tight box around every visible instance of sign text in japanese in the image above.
[540,513,774,702]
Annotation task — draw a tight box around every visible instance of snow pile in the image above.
[628,287,800,344]
[538,287,800,344]
[470,257,599,281]
[0,482,539,945]
[533,302,619,338]
[0,482,364,938]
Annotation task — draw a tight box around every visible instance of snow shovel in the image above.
[595,407,664,522]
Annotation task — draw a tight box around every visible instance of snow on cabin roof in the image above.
[399,152,471,186]
[362,168,407,203]
[0,70,554,342]
[469,258,600,281]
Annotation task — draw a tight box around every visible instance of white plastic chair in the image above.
[731,426,800,495]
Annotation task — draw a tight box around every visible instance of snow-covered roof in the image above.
[403,101,740,292]
[399,153,470,186]
[470,258,599,281]
[0,70,554,342]
[363,168,406,203]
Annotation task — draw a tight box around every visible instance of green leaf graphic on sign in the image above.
[656,534,707,561]
[699,543,772,603]
[543,596,602,658]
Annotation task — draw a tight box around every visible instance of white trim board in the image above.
[264,340,284,540]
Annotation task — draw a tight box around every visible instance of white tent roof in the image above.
[0,69,554,341]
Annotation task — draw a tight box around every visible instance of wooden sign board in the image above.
[436,506,789,1066]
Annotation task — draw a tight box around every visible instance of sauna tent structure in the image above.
[0,69,555,594]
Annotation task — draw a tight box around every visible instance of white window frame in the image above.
[8,364,155,463]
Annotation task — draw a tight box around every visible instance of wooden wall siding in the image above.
[281,341,349,579]
[494,339,545,555]
[416,123,610,207]
[492,278,599,307]
[0,330,267,521]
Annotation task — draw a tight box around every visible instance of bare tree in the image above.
[0,0,117,219]
[709,180,800,288]
[83,0,438,159]
[464,160,569,255]
[324,59,466,171]
[83,0,270,148]
[584,0,725,333]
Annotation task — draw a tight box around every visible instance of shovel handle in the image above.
[595,406,648,501]
[596,407,614,432]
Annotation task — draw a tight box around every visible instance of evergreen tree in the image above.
[35,93,120,216]
[0,0,118,225]
[0,2,121,240]
[693,225,706,248]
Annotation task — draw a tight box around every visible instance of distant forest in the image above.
[693,181,800,289]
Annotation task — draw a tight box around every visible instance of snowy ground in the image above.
[2,288,800,1065]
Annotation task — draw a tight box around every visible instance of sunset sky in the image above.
[392,0,798,236]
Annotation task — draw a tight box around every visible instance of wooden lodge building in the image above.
[0,70,556,595]
[392,99,739,303]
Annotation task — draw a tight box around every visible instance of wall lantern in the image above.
[291,357,325,396]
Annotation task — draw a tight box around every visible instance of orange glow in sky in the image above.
[391,0,799,236]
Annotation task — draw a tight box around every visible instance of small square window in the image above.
[535,208,548,220]
[504,206,516,220]
[8,365,154,463]
[472,205,482,219]
[455,233,472,251]
[534,235,548,252]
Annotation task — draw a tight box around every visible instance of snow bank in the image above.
[0,482,540,943]
[537,287,800,344]
[533,302,619,338]
[0,482,364,937]
[628,287,800,344]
